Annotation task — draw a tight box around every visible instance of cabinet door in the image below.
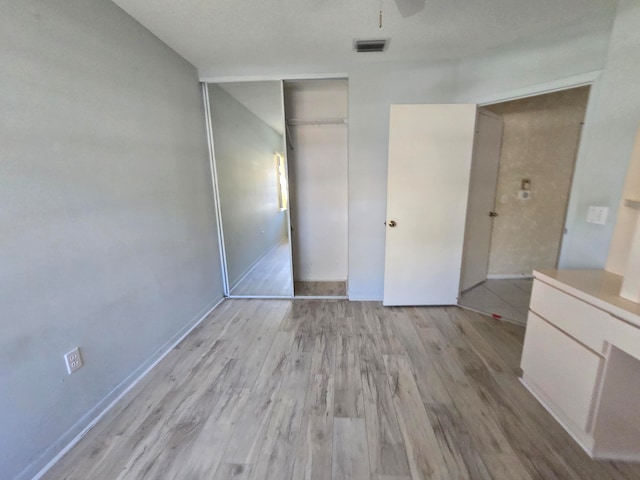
[529,280,610,353]
[521,313,603,431]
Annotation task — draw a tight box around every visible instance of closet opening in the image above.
[284,79,349,298]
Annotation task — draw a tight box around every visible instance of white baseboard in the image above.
[227,295,293,299]
[348,295,382,302]
[295,296,349,300]
[24,296,225,480]
[486,274,534,280]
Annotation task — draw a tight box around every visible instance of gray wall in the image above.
[559,0,640,269]
[208,84,287,287]
[0,2,223,479]
[455,23,611,105]
[347,62,459,299]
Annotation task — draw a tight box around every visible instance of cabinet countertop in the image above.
[534,269,640,329]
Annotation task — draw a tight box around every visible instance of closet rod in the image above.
[286,118,347,126]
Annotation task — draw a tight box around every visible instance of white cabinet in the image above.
[521,269,640,461]
[521,313,603,435]
[529,280,611,353]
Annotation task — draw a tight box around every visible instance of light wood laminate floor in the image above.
[294,281,347,297]
[44,300,640,480]
[230,242,292,297]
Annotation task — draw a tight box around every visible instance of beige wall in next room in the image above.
[485,86,590,276]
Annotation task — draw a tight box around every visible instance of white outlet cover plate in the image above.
[64,347,83,374]
[587,206,609,225]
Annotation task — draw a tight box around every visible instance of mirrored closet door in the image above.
[205,81,293,297]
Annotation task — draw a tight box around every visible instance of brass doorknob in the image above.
[387,220,397,227]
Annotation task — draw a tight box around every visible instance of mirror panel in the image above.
[207,81,292,297]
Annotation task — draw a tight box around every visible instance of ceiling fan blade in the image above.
[393,0,426,18]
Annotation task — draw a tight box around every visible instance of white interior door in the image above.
[383,104,477,306]
[459,109,504,292]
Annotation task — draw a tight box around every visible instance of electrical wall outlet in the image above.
[587,206,609,225]
[64,347,83,375]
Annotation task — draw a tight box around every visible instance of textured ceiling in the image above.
[112,0,616,75]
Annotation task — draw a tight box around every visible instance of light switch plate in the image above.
[587,206,609,225]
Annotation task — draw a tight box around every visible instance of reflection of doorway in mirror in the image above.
[275,152,288,212]
[284,79,349,298]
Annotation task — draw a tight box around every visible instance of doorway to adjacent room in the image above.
[459,86,591,324]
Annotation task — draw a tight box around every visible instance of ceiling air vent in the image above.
[354,39,388,53]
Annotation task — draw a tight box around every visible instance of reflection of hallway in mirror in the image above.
[230,242,292,296]
[459,278,532,325]
[294,281,347,297]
